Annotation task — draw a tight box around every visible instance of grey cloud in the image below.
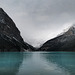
[0,0,75,47]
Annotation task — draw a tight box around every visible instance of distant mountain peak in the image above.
[69,24,75,29]
[64,24,75,35]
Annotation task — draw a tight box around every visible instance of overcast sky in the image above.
[0,0,75,47]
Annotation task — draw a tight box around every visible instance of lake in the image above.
[0,52,75,75]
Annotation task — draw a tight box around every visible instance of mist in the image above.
[0,0,75,47]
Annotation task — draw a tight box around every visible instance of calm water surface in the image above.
[0,52,75,75]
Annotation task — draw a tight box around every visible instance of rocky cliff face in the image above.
[39,25,75,51]
[0,8,33,51]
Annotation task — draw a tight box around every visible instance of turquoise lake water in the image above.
[0,52,75,75]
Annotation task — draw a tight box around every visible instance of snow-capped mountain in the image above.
[39,24,75,51]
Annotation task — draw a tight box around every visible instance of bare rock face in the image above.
[39,25,75,51]
[0,8,33,51]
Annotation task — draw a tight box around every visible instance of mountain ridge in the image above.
[0,8,34,51]
[38,24,75,51]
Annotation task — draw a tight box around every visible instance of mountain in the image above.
[39,25,75,51]
[0,8,34,51]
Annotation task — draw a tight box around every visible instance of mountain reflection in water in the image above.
[0,52,23,75]
[0,52,75,75]
[17,52,75,75]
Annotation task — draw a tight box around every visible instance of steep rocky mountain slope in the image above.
[0,8,33,51]
[39,25,75,51]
